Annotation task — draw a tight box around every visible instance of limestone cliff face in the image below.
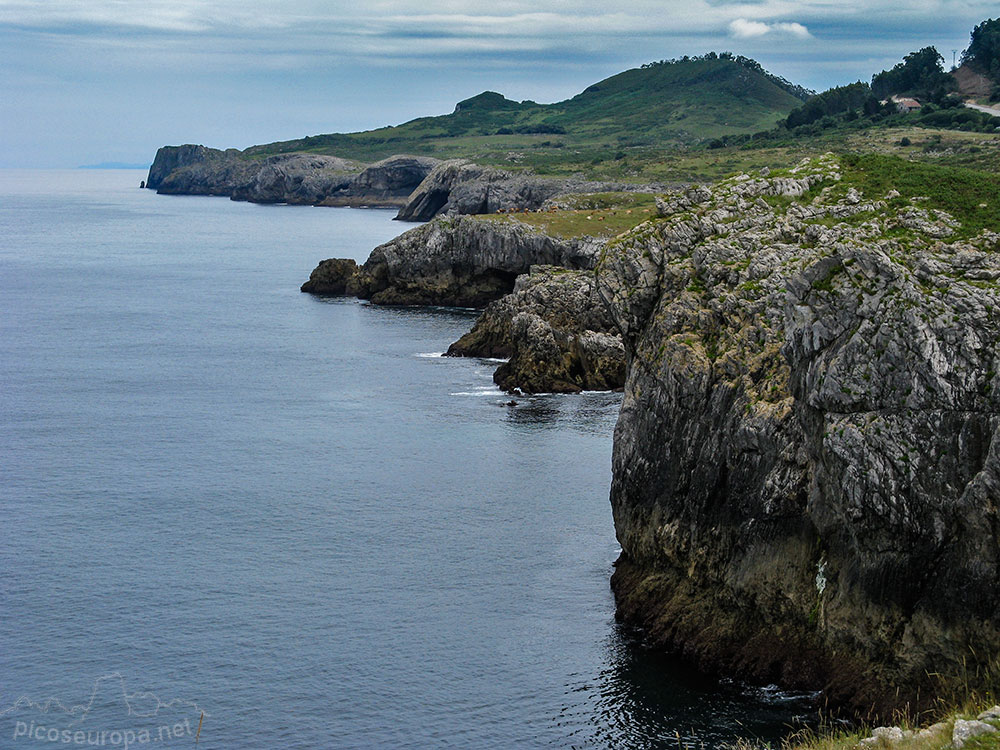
[395,161,563,221]
[322,155,441,207]
[146,145,257,195]
[301,215,624,391]
[395,159,663,222]
[146,146,439,207]
[596,155,1000,716]
[303,215,602,307]
[229,154,360,204]
[447,266,625,393]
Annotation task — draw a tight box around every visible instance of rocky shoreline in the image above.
[151,141,1000,717]
[145,145,439,208]
[300,213,628,392]
[301,214,600,304]
[309,151,1000,715]
[446,266,626,393]
[148,142,638,393]
[145,144,660,220]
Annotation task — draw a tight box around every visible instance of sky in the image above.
[0,0,995,167]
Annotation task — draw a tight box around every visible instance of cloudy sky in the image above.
[0,0,994,167]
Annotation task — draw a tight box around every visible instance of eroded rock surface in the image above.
[447,265,625,393]
[396,159,663,221]
[146,146,439,207]
[303,216,602,307]
[230,154,360,204]
[146,145,258,196]
[321,155,441,207]
[597,154,1000,716]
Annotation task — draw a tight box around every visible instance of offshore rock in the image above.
[304,216,602,308]
[597,154,1000,716]
[447,265,625,393]
[299,258,359,295]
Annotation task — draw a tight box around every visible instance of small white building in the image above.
[890,96,922,113]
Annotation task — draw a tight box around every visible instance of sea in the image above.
[0,169,813,749]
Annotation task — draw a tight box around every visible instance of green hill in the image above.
[245,55,809,165]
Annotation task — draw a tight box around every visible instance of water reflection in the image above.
[503,392,623,435]
[567,625,818,750]
[362,301,482,325]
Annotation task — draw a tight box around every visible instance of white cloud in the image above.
[774,22,811,38]
[729,18,811,38]
[729,18,772,37]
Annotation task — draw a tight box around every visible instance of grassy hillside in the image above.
[472,192,660,239]
[220,46,1000,186]
[244,56,807,164]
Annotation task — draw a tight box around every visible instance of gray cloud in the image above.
[1,0,996,166]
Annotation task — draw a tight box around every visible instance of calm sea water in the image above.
[0,170,810,749]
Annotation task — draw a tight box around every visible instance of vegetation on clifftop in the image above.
[468,153,1000,245]
[244,55,807,165]
[472,192,658,239]
[837,153,1000,238]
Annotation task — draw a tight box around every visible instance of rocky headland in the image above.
[146,145,439,208]
[300,212,629,392]
[301,154,1000,709]
[233,154,442,207]
[394,159,663,221]
[146,145,661,220]
[146,144,259,196]
[595,153,1000,717]
[234,142,1000,712]
[446,265,625,393]
[301,214,602,306]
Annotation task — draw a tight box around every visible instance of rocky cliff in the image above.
[302,215,603,307]
[396,159,662,221]
[301,212,626,391]
[323,155,442,208]
[596,153,1000,716]
[146,145,439,207]
[146,145,259,196]
[147,145,657,219]
[446,265,625,393]
[228,153,361,204]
